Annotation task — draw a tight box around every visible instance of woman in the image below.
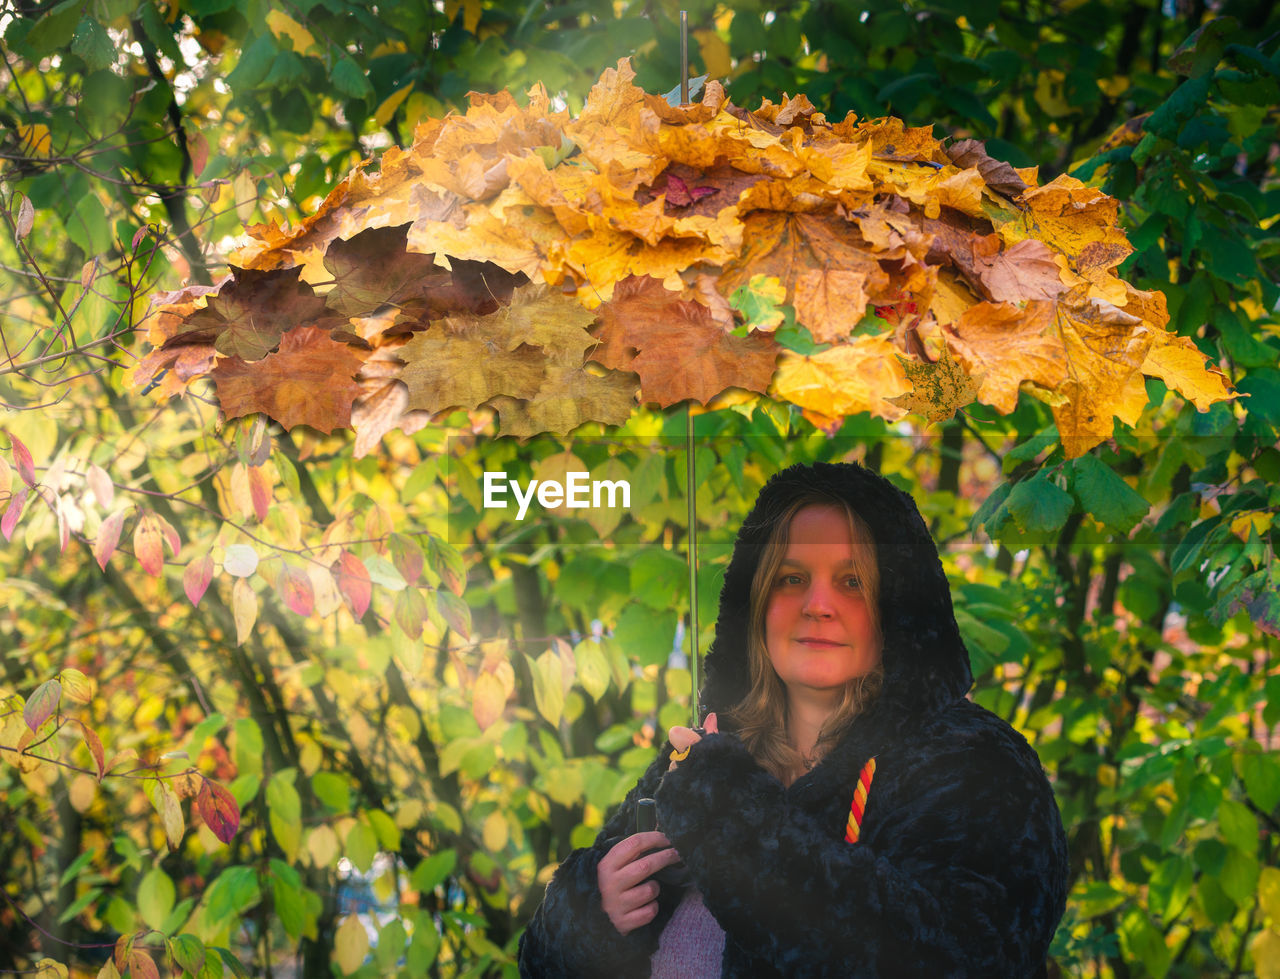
[518,461,1069,977]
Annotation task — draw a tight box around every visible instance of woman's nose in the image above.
[803,583,834,617]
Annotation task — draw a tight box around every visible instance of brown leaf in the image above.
[169,266,340,361]
[322,224,448,316]
[94,511,125,571]
[398,324,545,414]
[350,341,433,458]
[593,276,778,407]
[966,236,1067,304]
[946,139,1029,198]
[213,325,365,433]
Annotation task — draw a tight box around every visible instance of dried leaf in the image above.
[946,301,1066,413]
[82,723,105,780]
[593,276,778,406]
[170,265,339,361]
[771,338,911,424]
[133,511,167,576]
[399,326,545,414]
[889,348,980,423]
[213,325,365,433]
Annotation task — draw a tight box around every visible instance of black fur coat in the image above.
[518,462,1069,977]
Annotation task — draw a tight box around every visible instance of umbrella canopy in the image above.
[136,57,1232,461]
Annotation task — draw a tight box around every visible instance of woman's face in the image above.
[764,504,881,700]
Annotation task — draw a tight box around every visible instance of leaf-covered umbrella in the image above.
[137,58,1233,459]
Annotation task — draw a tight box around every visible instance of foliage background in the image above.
[1,0,1278,976]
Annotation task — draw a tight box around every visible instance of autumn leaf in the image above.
[146,56,1234,456]
[184,554,214,606]
[889,347,980,424]
[197,778,241,843]
[398,324,545,414]
[279,564,315,617]
[24,678,61,732]
[771,337,911,425]
[593,276,778,406]
[945,301,1066,413]
[169,266,340,361]
[133,511,180,576]
[214,325,365,433]
[322,224,449,316]
[334,551,371,619]
[472,671,506,731]
[491,365,637,437]
[146,778,184,851]
[94,510,125,570]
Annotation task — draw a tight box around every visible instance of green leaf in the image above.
[271,873,307,940]
[23,0,82,56]
[345,820,378,873]
[169,934,206,975]
[1239,752,1280,813]
[629,547,688,610]
[1006,471,1073,536]
[573,639,611,701]
[138,867,176,932]
[205,866,260,925]
[410,850,457,893]
[332,56,374,100]
[366,808,401,852]
[1069,455,1149,531]
[1217,798,1259,853]
[59,847,98,887]
[1218,845,1259,906]
[71,17,114,72]
[226,34,278,91]
[1146,75,1211,140]
[613,602,675,667]
[312,772,351,813]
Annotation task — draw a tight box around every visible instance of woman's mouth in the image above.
[797,637,844,648]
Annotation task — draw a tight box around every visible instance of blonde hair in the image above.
[723,494,884,784]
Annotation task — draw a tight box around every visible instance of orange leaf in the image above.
[334,551,371,619]
[770,338,911,423]
[213,325,365,433]
[889,347,980,424]
[247,464,272,522]
[81,722,105,781]
[133,511,166,576]
[945,301,1066,414]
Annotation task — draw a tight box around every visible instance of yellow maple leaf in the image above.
[1140,328,1235,410]
[770,339,910,423]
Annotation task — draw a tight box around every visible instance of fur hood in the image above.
[701,461,972,719]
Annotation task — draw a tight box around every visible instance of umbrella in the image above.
[135,21,1233,716]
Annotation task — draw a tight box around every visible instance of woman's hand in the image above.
[597,831,682,935]
[666,712,718,770]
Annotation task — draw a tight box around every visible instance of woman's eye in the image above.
[777,573,803,586]
[844,576,861,589]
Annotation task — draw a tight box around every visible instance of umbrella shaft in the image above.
[686,406,699,724]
